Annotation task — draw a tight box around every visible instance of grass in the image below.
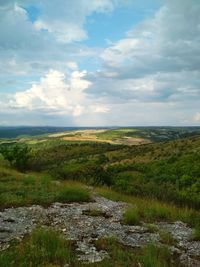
[56,186,90,203]
[82,209,106,217]
[0,229,176,267]
[191,225,200,241]
[159,230,177,246]
[144,223,159,233]
[0,165,91,209]
[96,187,200,227]
[94,237,174,267]
[94,236,139,267]
[0,227,75,267]
[139,243,173,267]
[123,207,141,225]
[122,205,172,226]
[94,129,145,144]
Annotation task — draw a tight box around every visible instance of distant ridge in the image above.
[0,126,200,139]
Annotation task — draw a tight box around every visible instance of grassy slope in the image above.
[0,160,90,209]
[0,227,174,267]
[96,187,200,227]
[2,133,200,208]
[1,134,200,266]
[27,134,200,208]
[104,135,200,208]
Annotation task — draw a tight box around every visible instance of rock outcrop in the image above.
[0,195,199,266]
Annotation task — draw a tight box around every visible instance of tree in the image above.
[0,144,30,171]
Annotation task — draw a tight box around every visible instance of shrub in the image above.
[0,144,30,171]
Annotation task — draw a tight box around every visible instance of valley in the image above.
[0,127,200,266]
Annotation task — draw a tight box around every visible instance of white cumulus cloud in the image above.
[8,69,109,117]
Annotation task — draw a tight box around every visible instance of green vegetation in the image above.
[104,135,200,209]
[0,163,90,208]
[56,186,90,203]
[10,132,198,209]
[0,144,30,171]
[0,229,176,267]
[191,225,200,241]
[144,224,158,233]
[1,128,200,266]
[123,207,141,225]
[159,231,177,246]
[123,205,172,225]
[1,134,200,223]
[1,126,200,141]
[82,209,106,217]
[94,238,174,267]
[139,243,173,267]
[0,227,75,267]
[97,187,200,227]
[94,129,136,140]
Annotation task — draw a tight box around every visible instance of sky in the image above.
[0,0,200,126]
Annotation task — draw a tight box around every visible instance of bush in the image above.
[0,144,30,171]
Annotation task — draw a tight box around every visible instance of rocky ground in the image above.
[0,195,200,266]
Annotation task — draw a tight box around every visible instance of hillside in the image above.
[1,126,200,145]
[1,132,197,208]
[0,132,200,266]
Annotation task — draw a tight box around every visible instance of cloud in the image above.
[93,0,200,106]
[0,0,121,70]
[8,69,109,117]
[0,0,200,126]
[83,0,200,125]
[31,0,129,43]
[87,69,200,106]
[0,0,103,91]
[101,38,141,67]
[1,0,118,44]
[102,0,200,74]
[194,112,200,122]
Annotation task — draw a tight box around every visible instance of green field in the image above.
[1,126,200,146]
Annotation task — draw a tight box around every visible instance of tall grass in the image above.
[191,224,200,241]
[0,165,91,209]
[123,207,141,225]
[94,237,173,267]
[96,187,200,227]
[159,230,177,246]
[0,229,177,267]
[0,228,74,267]
[139,244,172,267]
[56,185,90,202]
